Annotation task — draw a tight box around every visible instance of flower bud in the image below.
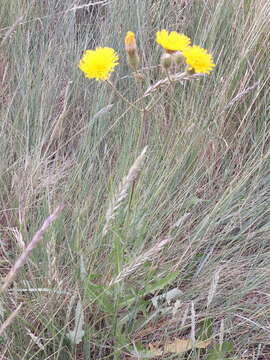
[125,31,140,70]
[160,53,172,70]
[174,51,185,66]
[186,66,195,75]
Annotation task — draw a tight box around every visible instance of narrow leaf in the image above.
[67,299,85,345]
[143,272,178,296]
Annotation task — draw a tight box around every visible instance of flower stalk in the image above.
[105,80,144,112]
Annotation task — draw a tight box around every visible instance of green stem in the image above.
[106,80,144,112]
[165,68,174,87]
[145,84,170,112]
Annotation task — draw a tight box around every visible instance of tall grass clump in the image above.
[0,0,270,359]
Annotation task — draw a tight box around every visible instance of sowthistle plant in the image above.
[77,27,216,298]
[76,31,216,357]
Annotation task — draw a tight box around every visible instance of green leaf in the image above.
[207,351,224,360]
[87,273,102,281]
[142,272,179,296]
[206,342,234,360]
[85,281,114,313]
[67,299,85,345]
[220,342,233,353]
[198,317,214,340]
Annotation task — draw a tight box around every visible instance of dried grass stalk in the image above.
[102,146,148,236]
[26,328,45,350]
[1,205,64,293]
[143,72,203,97]
[47,233,60,287]
[190,301,196,346]
[223,81,259,110]
[109,237,171,285]
[0,16,23,48]
[207,266,222,308]
[0,303,22,337]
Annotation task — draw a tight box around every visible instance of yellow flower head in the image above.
[182,45,216,74]
[156,30,191,52]
[78,47,119,81]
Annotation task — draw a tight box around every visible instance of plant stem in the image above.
[165,68,174,87]
[106,80,144,112]
[145,84,170,112]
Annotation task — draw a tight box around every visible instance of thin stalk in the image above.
[145,84,171,112]
[165,68,174,87]
[106,80,144,112]
[0,205,64,293]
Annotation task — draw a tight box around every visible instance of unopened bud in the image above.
[125,31,136,54]
[174,51,185,66]
[125,31,140,70]
[160,53,172,70]
[187,66,195,75]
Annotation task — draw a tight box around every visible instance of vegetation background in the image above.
[0,0,270,359]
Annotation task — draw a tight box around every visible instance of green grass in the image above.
[1,0,270,359]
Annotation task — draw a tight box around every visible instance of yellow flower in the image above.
[182,45,216,74]
[78,47,119,81]
[156,30,191,52]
